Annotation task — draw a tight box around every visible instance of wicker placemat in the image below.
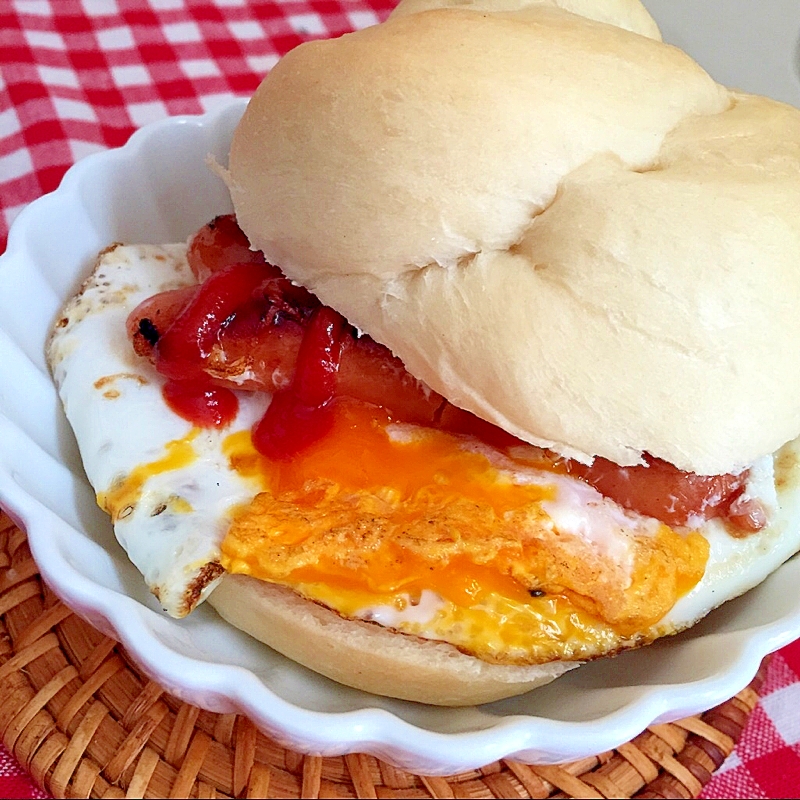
[0,510,766,799]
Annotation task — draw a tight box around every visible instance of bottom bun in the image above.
[207,576,576,705]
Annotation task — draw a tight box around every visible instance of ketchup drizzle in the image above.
[162,379,239,428]
[149,262,280,428]
[252,307,346,460]
[154,262,276,381]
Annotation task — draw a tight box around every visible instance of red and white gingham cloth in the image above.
[2,2,800,797]
[0,0,394,247]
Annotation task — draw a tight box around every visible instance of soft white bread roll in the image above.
[208,577,575,705]
[227,0,800,474]
[389,0,662,40]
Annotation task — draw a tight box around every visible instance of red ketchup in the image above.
[162,380,239,428]
[154,262,278,381]
[151,262,281,428]
[253,306,345,459]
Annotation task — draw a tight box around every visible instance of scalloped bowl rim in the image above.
[1,100,799,774]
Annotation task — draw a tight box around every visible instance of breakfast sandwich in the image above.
[48,0,800,705]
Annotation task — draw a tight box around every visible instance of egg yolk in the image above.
[97,432,198,522]
[219,400,709,665]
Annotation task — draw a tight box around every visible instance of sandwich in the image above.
[48,0,800,705]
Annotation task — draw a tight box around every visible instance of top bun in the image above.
[227,0,800,475]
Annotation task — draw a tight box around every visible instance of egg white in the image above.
[48,244,267,616]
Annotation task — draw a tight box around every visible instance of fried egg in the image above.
[48,243,800,669]
[48,244,266,616]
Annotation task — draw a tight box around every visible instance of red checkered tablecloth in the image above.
[2,1,800,797]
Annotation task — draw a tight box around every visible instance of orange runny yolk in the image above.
[219,400,709,663]
[225,401,552,516]
[221,401,552,606]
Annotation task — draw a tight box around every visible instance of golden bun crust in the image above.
[389,0,662,40]
[228,0,800,474]
[207,577,575,705]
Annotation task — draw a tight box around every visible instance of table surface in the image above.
[2,1,800,797]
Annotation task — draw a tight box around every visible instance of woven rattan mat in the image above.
[0,510,767,799]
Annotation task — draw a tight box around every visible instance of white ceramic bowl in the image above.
[3,97,800,776]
